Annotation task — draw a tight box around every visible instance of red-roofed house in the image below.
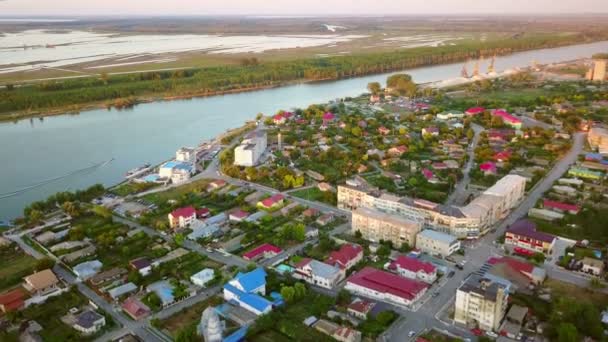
[465,107,485,116]
[273,114,287,125]
[347,298,375,319]
[487,256,546,285]
[229,209,250,222]
[388,256,437,283]
[415,103,430,111]
[168,206,196,229]
[322,112,336,122]
[432,162,448,170]
[345,267,428,307]
[122,297,151,320]
[505,220,555,256]
[492,109,522,129]
[243,243,283,261]
[542,200,580,215]
[480,162,497,175]
[208,179,227,190]
[422,168,434,181]
[378,126,391,135]
[326,244,363,271]
[0,289,25,313]
[493,150,512,162]
[258,194,285,209]
[388,145,408,157]
[196,208,210,219]
[488,129,514,142]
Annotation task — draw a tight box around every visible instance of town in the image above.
[1,55,608,342]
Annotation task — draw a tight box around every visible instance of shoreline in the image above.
[0,38,603,123]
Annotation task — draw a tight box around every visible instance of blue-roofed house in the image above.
[223,268,281,316]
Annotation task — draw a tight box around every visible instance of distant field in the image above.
[2,14,608,83]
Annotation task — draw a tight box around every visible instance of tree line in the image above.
[2,31,608,116]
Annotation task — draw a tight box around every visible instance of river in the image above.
[1,40,608,219]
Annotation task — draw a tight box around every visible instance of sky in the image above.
[1,0,608,16]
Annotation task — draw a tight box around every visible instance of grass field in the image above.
[143,179,212,205]
[158,295,224,336]
[0,246,37,292]
[290,187,336,206]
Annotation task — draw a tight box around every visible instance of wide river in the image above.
[2,40,608,219]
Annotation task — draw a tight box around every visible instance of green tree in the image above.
[294,282,307,299]
[280,286,296,302]
[35,258,56,271]
[367,82,382,95]
[174,233,185,247]
[557,323,578,342]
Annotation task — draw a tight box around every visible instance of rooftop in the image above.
[459,274,510,300]
[24,269,59,291]
[507,219,555,243]
[389,255,436,274]
[243,243,282,260]
[232,268,267,293]
[346,267,428,301]
[75,310,104,329]
[170,206,196,218]
[296,258,342,279]
[326,244,363,269]
[418,229,458,245]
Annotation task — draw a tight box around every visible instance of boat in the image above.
[125,163,152,179]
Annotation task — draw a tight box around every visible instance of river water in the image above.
[2,40,608,219]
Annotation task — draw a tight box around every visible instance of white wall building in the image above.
[293,258,344,289]
[454,275,510,331]
[191,268,215,287]
[234,130,267,167]
[176,147,196,163]
[416,229,461,257]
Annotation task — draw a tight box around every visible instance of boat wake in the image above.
[0,159,113,200]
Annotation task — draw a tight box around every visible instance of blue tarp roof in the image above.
[233,268,267,293]
[223,325,248,342]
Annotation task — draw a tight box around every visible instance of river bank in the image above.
[1,40,608,220]
[2,33,607,122]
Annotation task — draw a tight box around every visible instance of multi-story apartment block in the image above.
[454,275,510,331]
[339,175,526,239]
[351,207,421,247]
[234,130,267,167]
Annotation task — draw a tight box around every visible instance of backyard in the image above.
[0,245,37,292]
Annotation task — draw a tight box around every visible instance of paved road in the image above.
[384,132,588,341]
[446,123,484,206]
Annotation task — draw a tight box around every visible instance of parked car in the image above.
[448,270,455,278]
[408,331,416,337]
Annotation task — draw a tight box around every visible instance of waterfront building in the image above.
[234,130,267,166]
[587,56,607,82]
[454,274,510,331]
[175,147,196,163]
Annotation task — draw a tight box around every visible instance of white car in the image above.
[486,331,498,338]
[408,331,416,337]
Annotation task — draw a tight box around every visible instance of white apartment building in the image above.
[234,130,267,167]
[351,207,421,248]
[454,275,510,331]
[176,147,196,163]
[416,229,461,257]
[339,175,526,239]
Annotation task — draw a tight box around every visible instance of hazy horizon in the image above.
[1,0,608,16]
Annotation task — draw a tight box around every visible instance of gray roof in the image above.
[75,310,104,329]
[459,274,510,300]
[418,229,458,244]
[108,282,138,299]
[308,260,341,280]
